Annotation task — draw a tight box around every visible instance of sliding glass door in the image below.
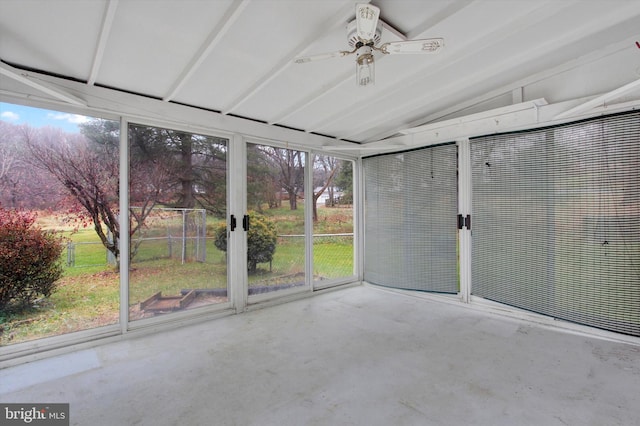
[128,123,228,321]
[246,143,308,298]
[312,155,355,285]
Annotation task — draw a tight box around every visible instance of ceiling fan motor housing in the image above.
[347,19,382,47]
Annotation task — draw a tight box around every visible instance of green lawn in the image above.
[1,206,354,345]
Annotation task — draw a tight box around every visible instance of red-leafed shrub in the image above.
[0,207,64,310]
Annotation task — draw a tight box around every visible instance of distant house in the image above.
[315,187,343,206]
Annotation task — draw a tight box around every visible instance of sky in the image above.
[0,102,91,133]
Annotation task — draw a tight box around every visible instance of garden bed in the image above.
[140,290,196,313]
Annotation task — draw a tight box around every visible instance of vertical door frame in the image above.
[119,116,130,331]
[457,138,472,303]
[229,133,248,313]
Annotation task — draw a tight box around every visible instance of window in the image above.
[0,103,119,344]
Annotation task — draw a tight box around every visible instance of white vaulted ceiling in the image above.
[1,0,639,145]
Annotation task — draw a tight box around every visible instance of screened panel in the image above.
[364,144,458,293]
[471,111,640,336]
[246,143,307,295]
[312,155,354,283]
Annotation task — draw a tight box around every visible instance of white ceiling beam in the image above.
[370,97,640,154]
[0,62,86,106]
[0,69,351,149]
[553,78,640,119]
[88,0,119,85]
[221,0,364,116]
[361,100,548,152]
[163,0,251,102]
[400,99,547,135]
[404,0,475,40]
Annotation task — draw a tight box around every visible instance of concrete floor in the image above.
[1,285,639,426]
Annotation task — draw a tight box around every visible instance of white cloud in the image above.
[47,112,90,125]
[1,111,20,121]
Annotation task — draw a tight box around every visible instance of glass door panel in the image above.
[312,155,355,284]
[128,123,228,321]
[246,143,307,296]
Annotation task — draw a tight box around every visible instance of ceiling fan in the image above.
[294,3,444,87]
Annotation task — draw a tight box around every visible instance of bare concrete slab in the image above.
[1,285,639,425]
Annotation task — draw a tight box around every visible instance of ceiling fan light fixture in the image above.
[356,46,375,87]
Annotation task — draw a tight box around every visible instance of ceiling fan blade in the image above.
[294,51,351,64]
[355,3,380,42]
[381,38,444,54]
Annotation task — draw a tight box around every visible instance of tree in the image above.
[333,160,353,204]
[128,124,227,216]
[312,155,339,222]
[259,146,304,210]
[24,124,164,264]
[25,126,123,260]
[0,207,64,310]
[247,144,280,211]
[0,122,65,209]
[3,117,229,264]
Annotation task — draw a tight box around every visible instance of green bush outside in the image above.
[214,212,277,273]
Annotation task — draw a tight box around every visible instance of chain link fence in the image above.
[65,208,209,267]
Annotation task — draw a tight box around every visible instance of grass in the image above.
[0,205,354,346]
[0,270,120,344]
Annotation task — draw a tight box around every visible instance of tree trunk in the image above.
[178,134,196,208]
[288,193,297,210]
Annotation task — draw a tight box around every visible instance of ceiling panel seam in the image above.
[268,21,409,127]
[404,0,474,41]
[162,0,251,102]
[88,0,119,85]
[220,0,365,116]
[267,69,353,126]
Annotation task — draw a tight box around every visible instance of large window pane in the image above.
[128,123,227,321]
[1,103,119,345]
[247,143,306,294]
[313,155,354,282]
